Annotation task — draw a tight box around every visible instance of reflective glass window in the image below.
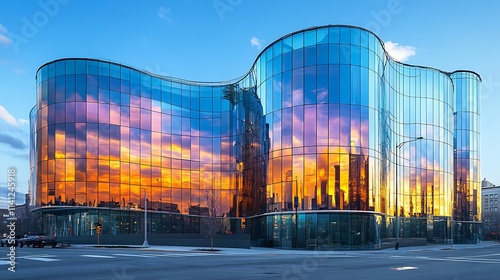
[305,46,317,66]
[317,44,328,65]
[328,27,340,43]
[340,28,351,45]
[329,44,339,65]
[304,66,317,105]
[317,28,328,44]
[293,49,304,69]
[340,65,351,104]
[292,33,303,50]
[292,68,303,106]
[329,65,340,103]
[304,30,316,47]
[99,62,110,77]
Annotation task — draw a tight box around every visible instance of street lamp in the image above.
[235,160,243,217]
[142,188,150,248]
[395,136,423,250]
[294,176,298,249]
[283,173,299,248]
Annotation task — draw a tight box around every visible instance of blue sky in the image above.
[0,0,499,195]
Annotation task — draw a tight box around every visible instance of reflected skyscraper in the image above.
[29,25,481,249]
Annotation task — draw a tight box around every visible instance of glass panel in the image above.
[292,33,303,50]
[304,105,316,147]
[317,44,328,65]
[282,70,292,108]
[340,65,351,104]
[292,49,303,69]
[292,68,303,106]
[317,28,328,44]
[340,28,351,44]
[304,46,316,67]
[304,66,316,104]
[304,30,316,47]
[283,51,292,72]
[293,106,303,147]
[282,108,292,149]
[317,104,328,145]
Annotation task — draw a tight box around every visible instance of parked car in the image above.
[18,235,38,247]
[19,234,57,248]
[0,235,22,247]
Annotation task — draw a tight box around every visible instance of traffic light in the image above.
[96,223,102,235]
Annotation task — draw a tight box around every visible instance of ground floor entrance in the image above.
[31,208,481,250]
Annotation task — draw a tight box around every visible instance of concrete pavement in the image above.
[70,240,500,256]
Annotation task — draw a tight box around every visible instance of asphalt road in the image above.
[1,243,499,280]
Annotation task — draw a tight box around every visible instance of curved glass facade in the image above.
[451,72,481,222]
[30,25,481,249]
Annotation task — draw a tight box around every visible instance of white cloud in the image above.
[13,67,25,75]
[0,34,11,45]
[384,41,416,62]
[0,24,9,45]
[0,24,7,34]
[157,7,172,22]
[18,119,29,126]
[0,105,27,127]
[250,36,264,49]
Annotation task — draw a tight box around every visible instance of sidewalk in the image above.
[70,241,500,256]
[72,244,319,255]
[380,241,500,253]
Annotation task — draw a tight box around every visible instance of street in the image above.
[1,243,499,280]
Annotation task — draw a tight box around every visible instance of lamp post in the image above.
[294,176,298,249]
[235,160,243,217]
[157,178,160,211]
[451,189,460,247]
[283,173,299,248]
[233,141,245,217]
[395,136,423,250]
[142,188,150,248]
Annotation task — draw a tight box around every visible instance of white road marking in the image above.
[391,266,418,271]
[80,254,115,259]
[448,253,500,260]
[448,256,500,262]
[113,253,154,258]
[142,254,172,257]
[460,253,500,257]
[23,257,60,262]
[15,254,60,262]
[125,252,221,258]
[17,254,56,259]
[166,253,220,257]
[111,252,219,258]
[417,256,500,264]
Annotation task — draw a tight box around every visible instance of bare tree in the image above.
[203,189,223,250]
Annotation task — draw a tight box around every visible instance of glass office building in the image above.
[30,25,481,249]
